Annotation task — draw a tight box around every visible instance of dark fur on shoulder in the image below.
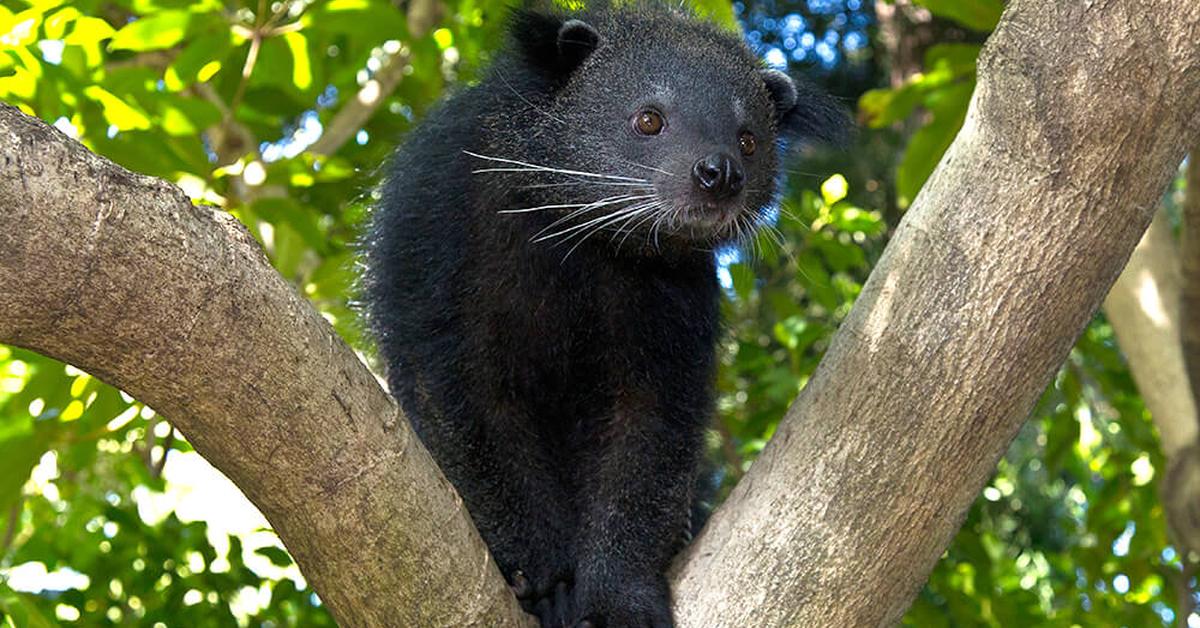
[363,3,845,626]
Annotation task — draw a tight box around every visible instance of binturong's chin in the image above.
[667,199,758,245]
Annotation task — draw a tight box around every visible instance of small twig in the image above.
[153,427,176,479]
[143,413,158,471]
[2,499,21,555]
[228,0,269,115]
[307,0,443,157]
[1176,558,1196,627]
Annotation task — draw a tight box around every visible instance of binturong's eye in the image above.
[634,110,665,135]
[739,131,757,156]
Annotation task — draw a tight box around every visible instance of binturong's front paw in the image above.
[506,562,576,627]
[570,573,674,628]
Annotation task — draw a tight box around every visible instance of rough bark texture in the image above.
[0,104,531,628]
[670,0,1200,625]
[3,0,1200,625]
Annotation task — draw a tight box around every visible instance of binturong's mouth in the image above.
[678,202,738,229]
[651,150,757,243]
[669,201,752,242]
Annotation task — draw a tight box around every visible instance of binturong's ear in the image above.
[760,69,852,147]
[511,10,601,80]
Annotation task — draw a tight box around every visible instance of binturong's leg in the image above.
[391,368,578,617]
[568,389,708,628]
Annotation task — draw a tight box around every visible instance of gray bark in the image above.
[670,0,1200,625]
[2,0,1199,625]
[0,104,531,628]
[1103,209,1200,561]
[1181,153,1200,412]
[1104,212,1198,457]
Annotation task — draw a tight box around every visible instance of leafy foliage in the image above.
[0,0,1193,625]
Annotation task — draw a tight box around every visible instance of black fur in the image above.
[363,3,844,626]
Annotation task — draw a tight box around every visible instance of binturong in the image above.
[363,2,846,627]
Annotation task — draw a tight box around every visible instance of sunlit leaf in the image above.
[83,85,152,130]
[108,10,191,52]
[895,80,974,207]
[820,174,848,205]
[282,31,311,91]
[63,16,115,45]
[913,0,1003,32]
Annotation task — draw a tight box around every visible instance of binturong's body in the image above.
[364,3,844,627]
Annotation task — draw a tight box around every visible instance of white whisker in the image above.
[607,202,663,251]
[530,195,658,239]
[499,193,654,215]
[558,203,661,262]
[535,201,657,244]
[496,68,566,126]
[465,151,651,183]
[521,181,655,190]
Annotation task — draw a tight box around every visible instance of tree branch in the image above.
[1103,210,1199,456]
[2,0,1200,624]
[1102,207,1200,561]
[670,1,1200,625]
[308,0,442,157]
[0,103,531,628]
[1181,150,1200,421]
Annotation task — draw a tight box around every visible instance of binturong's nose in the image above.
[691,152,746,199]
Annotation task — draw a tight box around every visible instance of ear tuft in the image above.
[510,10,600,80]
[760,69,798,118]
[558,19,600,66]
[761,69,851,146]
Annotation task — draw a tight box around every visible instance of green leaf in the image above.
[83,85,153,131]
[108,10,191,52]
[0,9,42,48]
[302,1,408,44]
[913,0,1002,32]
[820,174,848,205]
[728,262,755,302]
[255,545,294,567]
[0,580,55,628]
[895,80,974,207]
[43,7,82,40]
[0,432,44,517]
[688,0,738,31]
[250,197,329,256]
[859,85,923,129]
[282,31,312,91]
[164,31,232,90]
[157,95,221,136]
[924,43,982,76]
[63,16,116,45]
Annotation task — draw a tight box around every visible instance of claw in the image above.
[511,570,533,599]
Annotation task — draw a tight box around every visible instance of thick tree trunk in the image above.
[670,0,1200,625]
[2,0,1199,625]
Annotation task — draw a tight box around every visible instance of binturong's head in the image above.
[475,2,848,254]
